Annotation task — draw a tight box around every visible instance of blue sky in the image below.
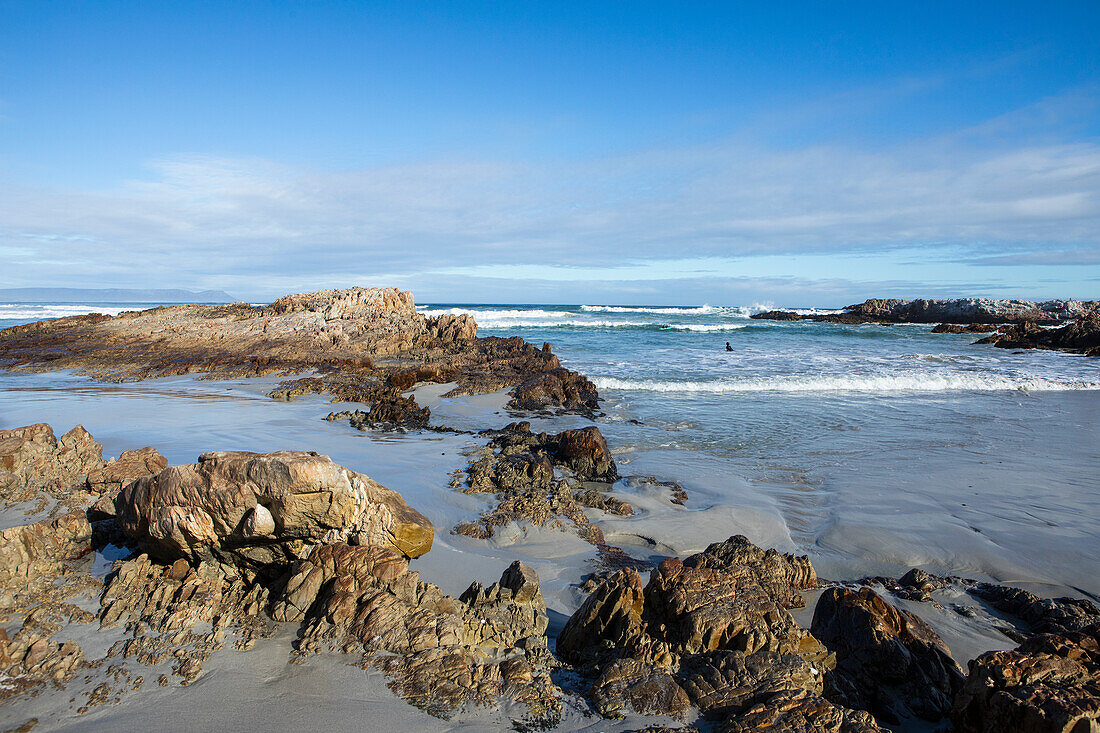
[1,1,1098,305]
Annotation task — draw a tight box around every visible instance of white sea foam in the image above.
[0,304,131,320]
[592,374,1100,394]
[418,307,570,320]
[580,304,721,314]
[660,323,748,332]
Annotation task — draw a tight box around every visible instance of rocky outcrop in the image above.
[509,366,601,415]
[975,316,1100,356]
[753,298,1099,326]
[86,446,167,496]
[272,543,559,720]
[452,422,628,544]
[952,622,1100,733]
[810,587,965,723]
[325,394,431,432]
[0,510,91,585]
[116,450,434,569]
[717,689,888,733]
[931,323,998,334]
[0,423,104,504]
[0,287,602,416]
[554,536,880,728]
[969,583,1100,637]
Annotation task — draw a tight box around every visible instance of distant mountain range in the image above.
[0,287,236,304]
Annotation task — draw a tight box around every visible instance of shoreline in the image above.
[2,292,1098,731]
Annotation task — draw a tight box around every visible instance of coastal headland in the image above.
[1,289,1098,732]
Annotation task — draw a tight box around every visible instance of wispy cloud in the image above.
[0,89,1098,301]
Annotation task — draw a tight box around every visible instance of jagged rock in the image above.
[0,424,104,504]
[555,426,619,482]
[425,313,477,342]
[273,543,558,719]
[116,450,434,568]
[969,582,1100,637]
[0,511,92,585]
[454,422,626,544]
[683,535,817,609]
[558,568,648,667]
[678,649,823,719]
[931,323,997,334]
[810,587,964,722]
[459,561,550,653]
[952,622,1100,733]
[717,689,889,733]
[976,316,1100,356]
[645,553,824,661]
[509,366,600,414]
[0,626,85,702]
[326,392,431,431]
[86,446,167,496]
[590,658,691,718]
[755,298,1098,325]
[98,552,276,685]
[557,536,854,725]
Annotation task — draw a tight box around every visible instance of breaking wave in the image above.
[592,374,1100,394]
[0,304,132,320]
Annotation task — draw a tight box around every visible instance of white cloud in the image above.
[1,98,1098,300]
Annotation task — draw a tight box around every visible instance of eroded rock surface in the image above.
[273,543,559,721]
[970,582,1100,637]
[952,622,1100,733]
[116,450,434,568]
[452,422,628,545]
[810,586,965,723]
[0,423,104,506]
[86,446,168,497]
[554,535,881,729]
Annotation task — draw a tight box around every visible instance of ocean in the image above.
[3,300,1099,606]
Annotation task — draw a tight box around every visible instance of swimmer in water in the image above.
[725,342,733,351]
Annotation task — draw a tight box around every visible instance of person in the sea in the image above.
[725,342,733,351]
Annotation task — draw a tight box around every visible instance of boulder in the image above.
[810,587,965,722]
[0,511,92,585]
[509,367,600,414]
[86,446,167,496]
[952,622,1100,733]
[116,450,434,568]
[0,423,104,503]
[554,426,619,482]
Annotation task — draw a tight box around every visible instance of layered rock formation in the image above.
[811,587,965,723]
[555,535,886,730]
[115,450,434,569]
[451,422,630,545]
[1,423,105,505]
[273,545,559,720]
[953,622,1100,732]
[0,286,602,416]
